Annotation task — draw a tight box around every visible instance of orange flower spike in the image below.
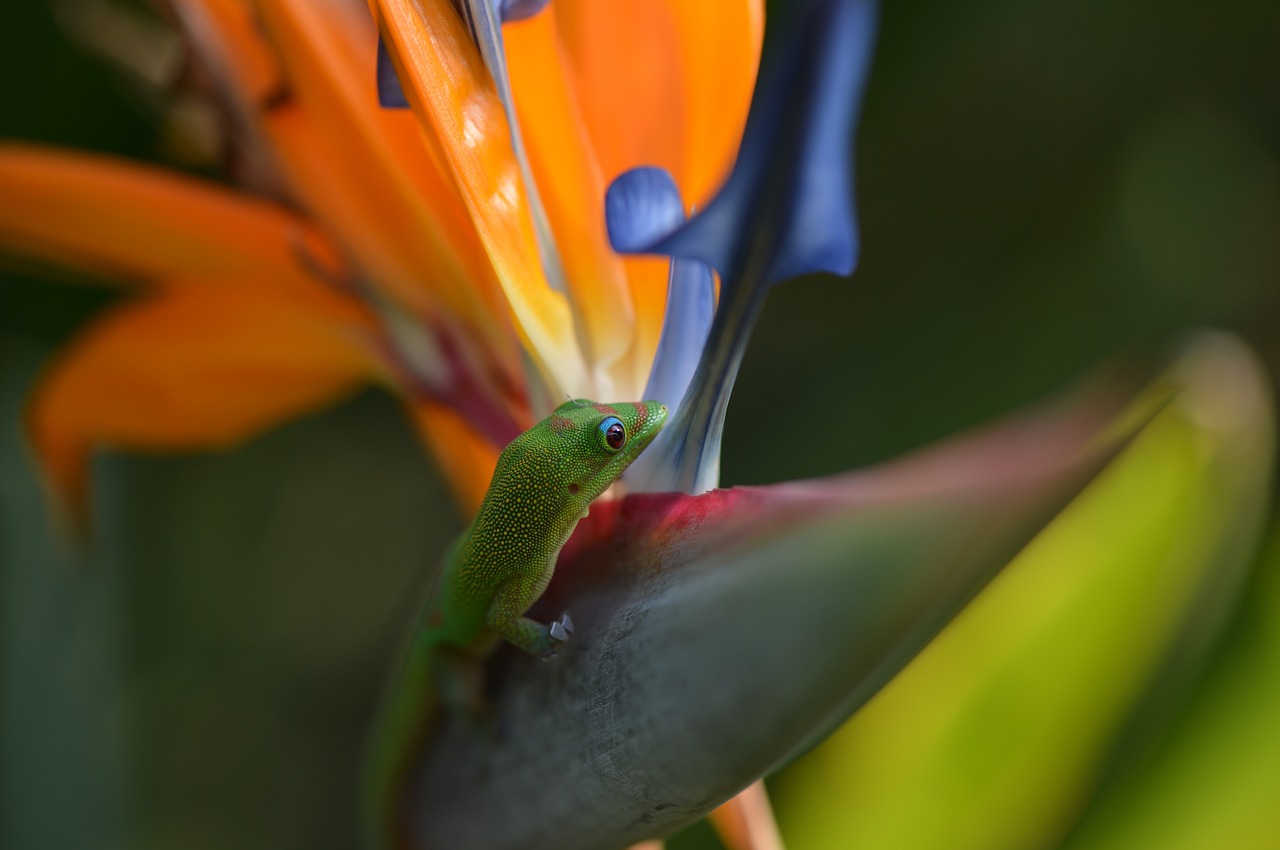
[408,401,502,517]
[175,0,526,412]
[250,0,515,344]
[182,0,450,313]
[373,0,587,400]
[551,0,764,207]
[171,0,284,107]
[503,7,635,390]
[28,280,387,530]
[167,0,288,189]
[0,144,341,287]
[534,0,763,387]
[173,1,441,311]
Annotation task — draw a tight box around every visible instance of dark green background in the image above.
[2,0,1278,848]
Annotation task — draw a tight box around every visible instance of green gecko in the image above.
[363,398,668,849]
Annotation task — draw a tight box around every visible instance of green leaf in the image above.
[1060,527,1280,850]
[773,333,1274,850]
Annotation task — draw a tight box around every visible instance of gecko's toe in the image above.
[548,612,573,643]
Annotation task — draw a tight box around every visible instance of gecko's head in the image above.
[516,399,668,506]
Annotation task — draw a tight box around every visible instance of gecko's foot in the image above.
[542,612,575,659]
[549,611,574,641]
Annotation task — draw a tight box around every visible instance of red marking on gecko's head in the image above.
[549,415,574,433]
[592,403,619,416]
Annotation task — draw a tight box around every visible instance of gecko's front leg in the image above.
[486,579,574,658]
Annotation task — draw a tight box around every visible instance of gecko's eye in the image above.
[598,417,626,451]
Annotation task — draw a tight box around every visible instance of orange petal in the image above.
[513,1,762,386]
[28,280,383,529]
[407,400,500,518]
[372,0,586,399]
[171,0,527,414]
[0,143,341,285]
[173,0,284,108]
[504,8,635,383]
[248,0,513,338]
[550,1,763,207]
[707,781,784,850]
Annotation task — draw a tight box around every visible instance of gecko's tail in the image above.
[361,539,464,850]
[360,635,438,850]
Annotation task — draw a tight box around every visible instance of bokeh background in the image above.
[2,1,1278,848]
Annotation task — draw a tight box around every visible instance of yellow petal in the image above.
[619,254,674,393]
[0,144,341,285]
[372,0,586,400]
[504,8,635,384]
[28,280,383,529]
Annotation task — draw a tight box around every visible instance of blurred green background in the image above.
[2,0,1278,848]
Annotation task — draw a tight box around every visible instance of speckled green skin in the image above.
[364,399,668,849]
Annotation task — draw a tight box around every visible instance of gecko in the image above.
[362,398,669,848]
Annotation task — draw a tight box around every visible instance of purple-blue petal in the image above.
[643,257,716,412]
[377,3,550,109]
[607,0,879,495]
[608,167,717,492]
[495,0,550,22]
[447,0,552,43]
[607,0,878,289]
[625,253,717,492]
[604,167,686,254]
[376,36,410,109]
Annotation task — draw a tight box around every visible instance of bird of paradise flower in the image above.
[0,0,1230,848]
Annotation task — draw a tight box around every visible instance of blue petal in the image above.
[625,254,717,492]
[495,0,550,22]
[607,0,879,494]
[606,0,877,288]
[609,167,717,491]
[447,0,552,40]
[376,36,409,109]
[604,167,686,254]
[604,166,715,413]
[643,257,716,411]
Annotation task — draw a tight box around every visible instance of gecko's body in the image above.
[364,399,668,848]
